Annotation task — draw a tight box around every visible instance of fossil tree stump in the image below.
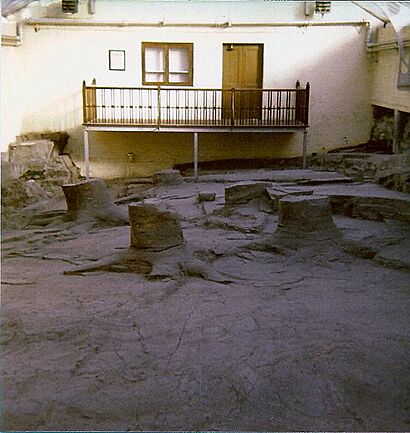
[276,195,341,239]
[152,169,183,185]
[129,204,184,251]
[62,178,128,224]
[225,181,272,205]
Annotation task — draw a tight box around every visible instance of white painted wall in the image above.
[1,1,380,177]
[1,44,23,151]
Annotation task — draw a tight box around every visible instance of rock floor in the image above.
[2,169,410,431]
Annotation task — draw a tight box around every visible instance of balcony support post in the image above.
[302,129,308,169]
[157,86,161,128]
[393,109,401,154]
[84,127,90,180]
[193,132,199,177]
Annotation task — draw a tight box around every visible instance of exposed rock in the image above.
[197,192,216,202]
[310,151,410,192]
[152,169,183,185]
[329,194,410,223]
[8,140,54,172]
[62,178,129,225]
[1,161,26,184]
[3,140,80,194]
[45,154,81,184]
[374,240,410,271]
[16,131,69,154]
[372,115,394,142]
[375,154,410,193]
[129,204,184,251]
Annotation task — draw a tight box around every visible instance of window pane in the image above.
[145,47,165,72]
[169,47,189,73]
[169,72,189,83]
[145,72,165,83]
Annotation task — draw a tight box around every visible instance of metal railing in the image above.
[82,81,310,128]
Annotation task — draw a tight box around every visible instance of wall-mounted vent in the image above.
[315,1,331,15]
[62,0,79,14]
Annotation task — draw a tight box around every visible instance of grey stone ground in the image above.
[2,169,410,431]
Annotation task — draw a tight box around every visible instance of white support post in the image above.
[84,127,90,180]
[393,110,401,154]
[302,130,308,169]
[193,132,199,177]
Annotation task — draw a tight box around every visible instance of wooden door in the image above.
[222,44,263,121]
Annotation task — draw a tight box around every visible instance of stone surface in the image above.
[329,194,410,223]
[129,204,184,250]
[152,169,183,185]
[3,169,410,432]
[225,181,271,204]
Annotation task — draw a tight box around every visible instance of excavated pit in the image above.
[2,169,410,432]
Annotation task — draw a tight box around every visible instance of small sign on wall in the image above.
[109,50,126,71]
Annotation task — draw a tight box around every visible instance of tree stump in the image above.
[62,178,128,224]
[276,195,341,239]
[225,181,272,205]
[129,204,184,251]
[152,169,183,185]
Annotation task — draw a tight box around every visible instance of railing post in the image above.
[193,132,199,177]
[295,80,301,124]
[305,82,310,126]
[157,85,161,128]
[84,127,90,180]
[302,130,308,169]
[231,88,235,127]
[393,109,401,154]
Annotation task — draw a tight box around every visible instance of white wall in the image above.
[1,45,23,151]
[1,1,379,177]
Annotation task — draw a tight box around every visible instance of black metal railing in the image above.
[82,81,310,128]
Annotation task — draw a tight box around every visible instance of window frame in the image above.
[142,42,193,86]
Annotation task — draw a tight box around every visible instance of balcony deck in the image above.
[81,82,310,177]
[82,83,310,131]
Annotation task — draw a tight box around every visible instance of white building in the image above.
[2,1,409,178]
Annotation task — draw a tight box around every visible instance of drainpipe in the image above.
[24,18,369,28]
[1,21,23,46]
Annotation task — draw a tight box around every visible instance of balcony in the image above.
[82,82,310,130]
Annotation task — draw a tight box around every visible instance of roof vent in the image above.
[315,1,331,15]
[62,0,79,14]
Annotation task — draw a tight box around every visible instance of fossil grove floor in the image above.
[2,169,410,431]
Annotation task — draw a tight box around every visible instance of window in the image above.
[142,42,193,86]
